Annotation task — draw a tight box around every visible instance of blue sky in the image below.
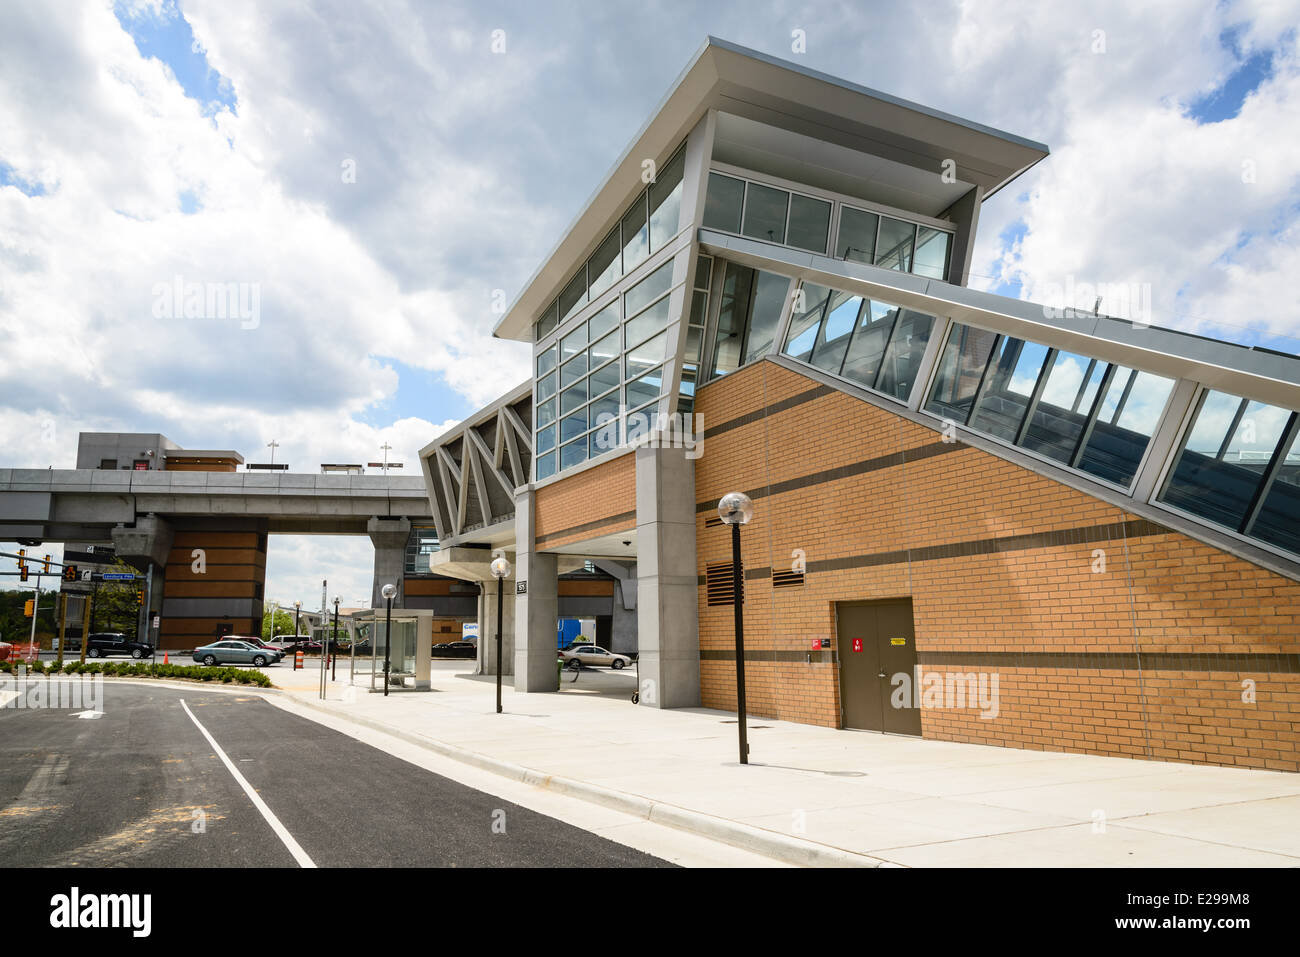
[2,0,1298,603]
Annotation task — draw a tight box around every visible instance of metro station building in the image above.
[423,39,1300,772]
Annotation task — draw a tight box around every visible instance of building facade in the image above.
[420,38,1300,772]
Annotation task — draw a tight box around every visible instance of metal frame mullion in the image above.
[1068,362,1119,469]
[1216,397,1250,462]
[1014,347,1058,447]
[1241,410,1300,535]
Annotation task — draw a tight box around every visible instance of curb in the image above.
[268,691,890,869]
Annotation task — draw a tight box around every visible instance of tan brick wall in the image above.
[534,452,636,549]
[694,360,1300,772]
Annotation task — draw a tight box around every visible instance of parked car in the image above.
[0,641,11,662]
[431,640,476,658]
[222,636,283,662]
[192,639,278,667]
[85,632,154,659]
[558,645,631,670]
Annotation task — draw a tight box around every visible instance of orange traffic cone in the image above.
[163,653,169,665]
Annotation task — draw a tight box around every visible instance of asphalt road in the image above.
[0,680,670,867]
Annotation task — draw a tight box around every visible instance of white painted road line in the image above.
[179,698,316,868]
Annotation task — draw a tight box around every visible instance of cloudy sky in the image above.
[2,0,1297,606]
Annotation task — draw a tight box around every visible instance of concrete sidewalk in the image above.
[269,659,1300,867]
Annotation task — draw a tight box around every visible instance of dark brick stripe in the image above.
[701,384,834,440]
[699,649,1300,673]
[918,651,1300,674]
[697,518,1173,583]
[534,509,637,548]
[696,440,963,513]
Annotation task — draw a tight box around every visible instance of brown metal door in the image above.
[836,603,883,731]
[836,599,920,735]
[876,600,921,736]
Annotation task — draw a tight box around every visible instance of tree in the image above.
[262,608,296,640]
[86,559,145,638]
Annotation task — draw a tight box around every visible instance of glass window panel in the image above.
[648,148,685,251]
[914,227,951,280]
[685,324,702,361]
[590,419,620,457]
[535,451,556,481]
[589,359,620,397]
[621,193,649,272]
[1077,368,1173,487]
[783,283,831,362]
[559,267,587,322]
[787,194,831,253]
[560,380,587,414]
[1020,351,1105,463]
[741,182,788,244]
[837,207,878,264]
[626,259,674,317]
[969,338,1051,442]
[1251,427,1300,554]
[875,309,936,401]
[702,173,745,233]
[560,409,587,443]
[840,300,900,387]
[680,364,698,398]
[535,425,556,455]
[694,255,712,290]
[560,438,588,471]
[589,330,619,368]
[924,324,1000,423]
[535,345,557,377]
[560,324,587,360]
[709,264,753,379]
[810,291,863,375]
[535,397,556,428]
[536,300,559,340]
[627,330,668,375]
[743,270,790,363]
[588,300,619,340]
[1160,392,1289,531]
[590,392,621,427]
[875,217,915,272]
[560,352,587,386]
[536,371,557,402]
[625,365,664,407]
[588,227,621,298]
[625,294,671,346]
[688,289,708,327]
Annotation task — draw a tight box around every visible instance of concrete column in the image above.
[479,577,515,677]
[368,517,411,609]
[513,488,558,692]
[635,445,700,709]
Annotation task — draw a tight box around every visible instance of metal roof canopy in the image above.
[493,36,1049,344]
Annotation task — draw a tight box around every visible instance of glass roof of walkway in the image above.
[691,229,1300,578]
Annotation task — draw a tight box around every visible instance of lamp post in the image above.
[381,583,396,697]
[489,555,511,715]
[332,596,340,681]
[293,601,301,641]
[268,601,278,641]
[718,491,754,765]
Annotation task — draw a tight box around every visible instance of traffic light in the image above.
[42,554,50,573]
[63,565,77,583]
[16,548,26,570]
[19,565,29,582]
[24,599,34,616]
[136,589,145,607]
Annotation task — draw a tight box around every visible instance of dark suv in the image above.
[85,633,154,659]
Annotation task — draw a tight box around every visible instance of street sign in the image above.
[102,573,136,581]
[80,570,92,582]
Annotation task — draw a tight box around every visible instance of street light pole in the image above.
[718,491,754,765]
[489,555,511,715]
[332,597,340,681]
[381,583,396,697]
